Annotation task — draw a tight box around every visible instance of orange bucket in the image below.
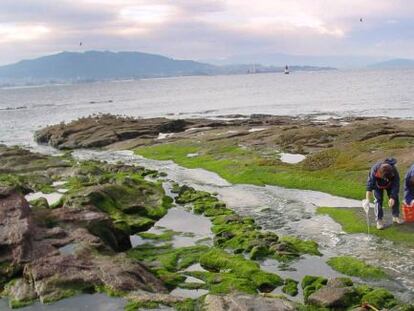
[402,203,414,223]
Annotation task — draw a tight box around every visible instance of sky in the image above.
[1,0,414,65]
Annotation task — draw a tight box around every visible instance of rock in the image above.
[307,286,355,308]
[34,115,196,149]
[0,188,34,265]
[204,294,297,311]
[50,205,131,252]
[24,252,167,303]
[157,119,189,133]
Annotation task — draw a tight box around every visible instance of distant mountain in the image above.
[0,51,217,83]
[0,50,336,86]
[206,53,387,68]
[368,58,414,69]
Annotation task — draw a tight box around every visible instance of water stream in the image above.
[73,149,414,302]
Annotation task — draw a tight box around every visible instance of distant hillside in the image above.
[369,58,414,69]
[0,51,217,83]
[0,50,336,85]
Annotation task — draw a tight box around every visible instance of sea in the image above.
[0,68,413,147]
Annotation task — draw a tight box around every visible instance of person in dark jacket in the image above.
[366,158,403,229]
[404,164,414,205]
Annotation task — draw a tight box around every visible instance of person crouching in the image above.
[366,158,403,230]
[404,164,414,206]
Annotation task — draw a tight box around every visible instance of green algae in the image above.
[360,288,398,309]
[138,229,177,241]
[135,141,365,200]
[327,256,386,280]
[317,207,414,248]
[199,248,283,293]
[279,236,322,257]
[282,278,299,296]
[175,185,321,262]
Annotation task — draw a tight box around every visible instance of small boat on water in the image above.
[284,65,289,74]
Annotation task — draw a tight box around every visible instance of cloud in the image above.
[1,0,414,65]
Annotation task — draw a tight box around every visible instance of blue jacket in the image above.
[404,164,414,204]
[366,158,400,199]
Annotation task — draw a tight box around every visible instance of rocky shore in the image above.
[1,114,414,310]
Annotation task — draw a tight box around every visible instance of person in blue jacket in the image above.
[404,164,414,205]
[366,158,403,229]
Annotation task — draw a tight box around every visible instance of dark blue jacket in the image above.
[404,164,414,204]
[366,158,400,199]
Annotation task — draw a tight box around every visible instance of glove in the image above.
[362,199,371,215]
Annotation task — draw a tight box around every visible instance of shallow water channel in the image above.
[73,149,414,303]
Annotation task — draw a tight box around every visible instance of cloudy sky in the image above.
[1,0,414,65]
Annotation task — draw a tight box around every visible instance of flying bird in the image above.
[360,18,363,22]
[79,42,83,46]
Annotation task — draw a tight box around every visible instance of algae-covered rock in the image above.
[3,278,37,308]
[327,256,386,280]
[199,248,283,293]
[63,173,169,235]
[204,293,296,311]
[29,197,49,209]
[282,278,299,296]
[361,288,398,309]
[301,275,328,300]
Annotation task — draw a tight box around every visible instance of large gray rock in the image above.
[204,294,297,311]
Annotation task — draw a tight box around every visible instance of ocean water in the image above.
[0,69,413,147]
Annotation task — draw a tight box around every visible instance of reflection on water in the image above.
[72,149,414,302]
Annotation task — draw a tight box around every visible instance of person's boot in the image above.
[392,217,404,225]
[376,219,385,230]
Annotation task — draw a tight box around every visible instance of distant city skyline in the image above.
[1,0,414,65]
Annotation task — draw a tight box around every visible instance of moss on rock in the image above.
[327,256,386,280]
[282,278,298,296]
[301,275,328,301]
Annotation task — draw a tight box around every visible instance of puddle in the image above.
[170,288,208,299]
[186,153,199,158]
[280,153,306,164]
[130,234,147,247]
[157,133,174,140]
[248,127,267,133]
[184,263,208,272]
[52,181,66,187]
[25,192,63,206]
[71,149,414,301]
[185,276,205,284]
[59,243,76,255]
[185,127,213,132]
[57,188,69,193]
[260,255,344,302]
[146,207,213,248]
[0,293,125,311]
